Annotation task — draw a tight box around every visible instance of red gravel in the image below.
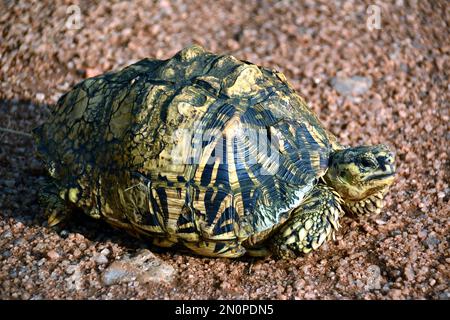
[0,0,449,299]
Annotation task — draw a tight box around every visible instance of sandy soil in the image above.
[0,0,449,299]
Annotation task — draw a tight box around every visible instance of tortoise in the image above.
[33,45,396,258]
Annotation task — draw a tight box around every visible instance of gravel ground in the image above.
[0,0,449,299]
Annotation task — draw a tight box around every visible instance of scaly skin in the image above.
[269,184,343,258]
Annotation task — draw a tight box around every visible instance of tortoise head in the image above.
[324,144,396,215]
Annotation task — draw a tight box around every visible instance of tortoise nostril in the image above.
[386,153,395,164]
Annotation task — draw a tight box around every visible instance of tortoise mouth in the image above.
[364,172,395,181]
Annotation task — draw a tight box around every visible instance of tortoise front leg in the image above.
[270,184,345,258]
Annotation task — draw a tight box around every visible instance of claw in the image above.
[328,216,339,230]
[366,202,376,212]
[311,239,321,250]
[302,247,313,254]
[375,199,383,208]
[47,210,66,227]
[318,232,327,246]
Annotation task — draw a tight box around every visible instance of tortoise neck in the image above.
[342,190,387,216]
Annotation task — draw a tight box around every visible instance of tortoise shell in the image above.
[34,45,338,252]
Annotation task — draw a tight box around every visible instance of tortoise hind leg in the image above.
[38,177,72,227]
[269,184,345,258]
[183,240,246,258]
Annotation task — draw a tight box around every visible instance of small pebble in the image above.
[331,76,372,96]
[404,264,415,281]
[47,250,60,261]
[100,248,110,256]
[94,254,109,265]
[35,92,45,101]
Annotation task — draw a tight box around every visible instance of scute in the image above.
[33,45,336,248]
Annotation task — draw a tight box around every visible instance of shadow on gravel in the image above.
[0,98,170,253]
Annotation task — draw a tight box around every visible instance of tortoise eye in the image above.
[359,158,376,168]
